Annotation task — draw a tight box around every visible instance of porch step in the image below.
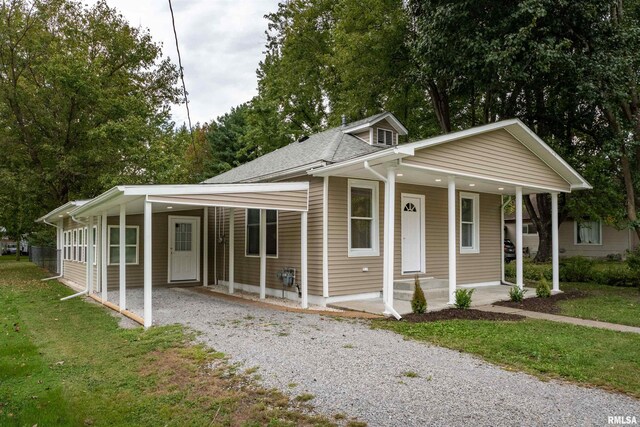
[394,287,450,301]
[394,277,448,292]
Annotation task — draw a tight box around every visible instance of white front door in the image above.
[401,194,425,274]
[169,216,200,282]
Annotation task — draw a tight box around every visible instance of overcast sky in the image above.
[85,0,278,126]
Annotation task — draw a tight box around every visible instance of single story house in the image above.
[505,209,638,259]
[38,113,591,326]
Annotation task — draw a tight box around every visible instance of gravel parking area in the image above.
[114,287,639,426]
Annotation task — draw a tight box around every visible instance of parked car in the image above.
[504,239,516,263]
[3,244,17,255]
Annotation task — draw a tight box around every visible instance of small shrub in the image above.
[593,265,639,287]
[509,285,527,302]
[535,278,551,298]
[626,246,640,280]
[560,256,595,282]
[454,288,474,309]
[504,263,516,281]
[411,275,427,314]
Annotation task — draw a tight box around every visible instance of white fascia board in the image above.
[343,112,409,136]
[242,161,326,183]
[122,181,309,196]
[36,200,90,223]
[309,148,406,177]
[505,120,592,190]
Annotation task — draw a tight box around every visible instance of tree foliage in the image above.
[0,0,199,244]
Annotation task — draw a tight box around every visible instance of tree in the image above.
[0,0,180,241]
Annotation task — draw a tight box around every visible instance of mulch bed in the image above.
[494,289,589,314]
[399,308,525,323]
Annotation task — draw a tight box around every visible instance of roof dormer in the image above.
[342,112,408,146]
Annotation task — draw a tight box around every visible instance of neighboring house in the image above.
[38,113,591,326]
[505,213,638,259]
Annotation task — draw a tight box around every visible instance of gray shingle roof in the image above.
[204,114,391,184]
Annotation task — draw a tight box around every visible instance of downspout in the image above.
[40,219,64,281]
[364,161,387,183]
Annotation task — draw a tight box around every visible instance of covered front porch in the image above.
[67,182,311,327]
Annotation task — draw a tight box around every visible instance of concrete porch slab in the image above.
[329,284,536,316]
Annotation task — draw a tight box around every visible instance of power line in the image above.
[168,0,195,146]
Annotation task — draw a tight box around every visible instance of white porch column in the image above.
[143,198,152,328]
[228,208,235,294]
[551,192,560,292]
[301,211,308,308]
[500,196,505,283]
[259,208,267,299]
[515,186,524,289]
[87,216,94,294]
[384,167,396,308]
[447,176,457,304]
[101,211,108,301]
[203,207,208,287]
[119,204,126,311]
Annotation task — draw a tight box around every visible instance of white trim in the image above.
[399,161,571,194]
[375,127,395,146]
[459,192,480,254]
[203,207,208,286]
[123,182,310,196]
[341,112,409,135]
[574,219,603,246]
[515,187,524,289]
[322,176,329,298]
[244,209,278,258]
[551,193,559,292]
[401,193,426,274]
[301,211,308,308]
[347,179,380,257]
[147,197,308,213]
[101,211,107,302]
[167,215,201,283]
[107,225,140,265]
[259,209,267,299]
[228,208,235,294]
[324,292,382,304]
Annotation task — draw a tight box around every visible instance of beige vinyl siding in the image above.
[327,177,384,296]
[404,129,571,191]
[373,118,397,145]
[392,185,501,284]
[62,217,87,287]
[149,189,308,211]
[353,130,370,143]
[102,209,204,289]
[209,177,324,296]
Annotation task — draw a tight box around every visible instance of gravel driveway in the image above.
[116,287,639,426]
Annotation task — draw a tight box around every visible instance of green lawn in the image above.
[375,318,640,397]
[0,258,337,426]
[558,282,640,327]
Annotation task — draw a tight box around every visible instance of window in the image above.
[108,226,139,265]
[348,179,379,256]
[523,223,537,235]
[72,229,77,261]
[460,192,480,253]
[64,231,70,260]
[376,128,395,146]
[575,220,602,245]
[245,209,278,257]
[83,227,88,264]
[91,226,97,266]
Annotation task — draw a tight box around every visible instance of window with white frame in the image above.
[91,226,97,266]
[348,179,379,256]
[376,128,395,146]
[78,228,85,263]
[245,209,278,257]
[575,220,602,245]
[64,231,70,260]
[83,227,88,264]
[108,226,139,265]
[523,223,537,235]
[460,192,480,253]
[72,229,77,261]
